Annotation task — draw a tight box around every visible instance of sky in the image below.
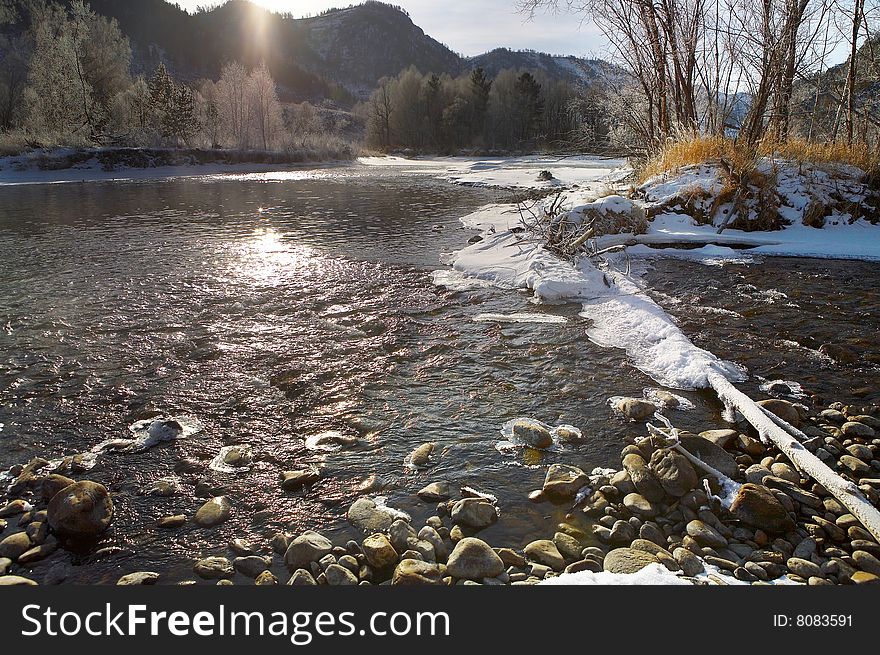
[172,0,608,58]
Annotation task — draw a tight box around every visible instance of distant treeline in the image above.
[0,0,352,157]
[357,66,609,153]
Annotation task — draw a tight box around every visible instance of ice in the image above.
[473,312,567,324]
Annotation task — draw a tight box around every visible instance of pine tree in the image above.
[514,72,543,144]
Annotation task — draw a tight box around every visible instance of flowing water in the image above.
[0,164,878,584]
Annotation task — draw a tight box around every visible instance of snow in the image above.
[539,562,693,585]
[359,154,628,189]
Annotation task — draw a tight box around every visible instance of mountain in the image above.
[5,0,616,103]
[467,48,616,86]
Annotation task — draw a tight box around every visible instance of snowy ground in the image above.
[358,154,628,189]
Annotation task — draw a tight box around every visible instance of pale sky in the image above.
[172,0,608,58]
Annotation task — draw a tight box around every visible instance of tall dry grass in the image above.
[640,135,879,182]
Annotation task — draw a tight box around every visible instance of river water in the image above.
[0,164,877,584]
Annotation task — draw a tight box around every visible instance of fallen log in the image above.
[707,368,880,544]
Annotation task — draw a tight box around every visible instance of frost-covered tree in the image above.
[248,61,283,150]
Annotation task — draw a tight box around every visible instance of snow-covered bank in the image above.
[359,154,628,189]
[0,148,352,186]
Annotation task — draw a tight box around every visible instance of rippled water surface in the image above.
[1,165,878,584]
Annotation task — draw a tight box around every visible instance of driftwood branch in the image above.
[707,369,880,544]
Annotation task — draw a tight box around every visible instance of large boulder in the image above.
[446,538,504,579]
[729,483,796,534]
[47,481,113,539]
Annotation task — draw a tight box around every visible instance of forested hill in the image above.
[2,0,609,103]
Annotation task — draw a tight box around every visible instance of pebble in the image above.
[193,557,234,579]
[417,482,451,502]
[117,572,160,585]
[325,563,359,585]
[0,532,32,560]
[47,480,114,538]
[287,569,317,586]
[842,422,876,438]
[685,520,727,549]
[603,547,659,574]
[392,559,444,585]
[233,556,270,578]
[362,533,399,569]
[613,397,657,421]
[510,419,553,448]
[524,539,565,571]
[542,464,589,500]
[852,550,880,576]
[284,531,333,572]
[157,514,186,529]
[450,498,497,529]
[787,557,822,579]
[255,571,278,585]
[280,469,320,491]
[407,442,435,467]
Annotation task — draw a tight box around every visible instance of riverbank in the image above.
[0,146,356,186]
[3,398,878,585]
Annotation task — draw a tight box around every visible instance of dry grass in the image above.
[641,135,880,182]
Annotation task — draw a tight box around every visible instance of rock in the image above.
[649,449,699,497]
[553,532,584,562]
[763,476,822,508]
[157,514,186,529]
[392,559,444,585]
[271,532,291,554]
[417,482,451,502]
[280,469,320,491]
[362,533,398,569]
[446,538,504,579]
[729,483,796,534]
[673,547,705,576]
[117,572,160,585]
[418,526,447,561]
[840,455,872,475]
[284,531,333,572]
[613,397,658,421]
[46,480,113,539]
[851,571,880,585]
[0,499,31,518]
[510,419,554,449]
[685,520,727,548]
[0,557,11,575]
[564,559,603,574]
[347,497,396,533]
[234,556,270,578]
[0,532,32,560]
[819,343,858,364]
[255,571,277,585]
[524,540,565,571]
[325,563,359,585]
[228,538,254,556]
[38,474,76,503]
[193,496,231,528]
[623,493,658,518]
[787,557,822,579]
[603,547,660,574]
[0,575,38,586]
[495,548,526,568]
[389,519,418,553]
[757,399,801,426]
[699,429,738,448]
[17,539,57,564]
[770,463,799,483]
[819,409,847,424]
[853,550,880,576]
[450,498,497,529]
[287,569,317,586]
[408,442,435,467]
[542,464,589,500]
[193,557,234,579]
[745,464,772,485]
[678,436,738,478]
[621,453,665,502]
